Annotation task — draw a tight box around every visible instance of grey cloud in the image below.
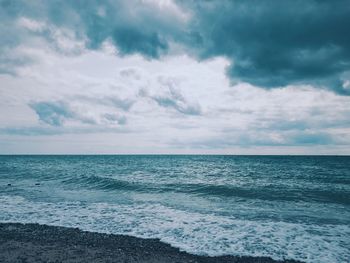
[29,100,98,126]
[249,119,310,132]
[29,100,128,127]
[108,97,134,112]
[152,78,202,115]
[169,135,281,149]
[289,132,334,145]
[0,126,130,136]
[250,111,350,132]
[170,131,339,150]
[112,27,168,58]
[2,0,350,94]
[29,101,73,126]
[119,68,141,80]
[0,0,36,74]
[179,0,350,94]
[0,126,65,136]
[153,96,201,116]
[73,95,134,111]
[0,0,184,59]
[103,113,127,125]
[0,55,33,75]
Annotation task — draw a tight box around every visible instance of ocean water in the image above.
[0,155,349,262]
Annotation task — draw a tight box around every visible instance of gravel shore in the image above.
[0,223,302,263]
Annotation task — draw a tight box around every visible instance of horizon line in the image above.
[0,154,349,156]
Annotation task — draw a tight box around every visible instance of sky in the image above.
[0,0,350,154]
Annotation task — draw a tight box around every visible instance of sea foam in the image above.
[0,195,348,263]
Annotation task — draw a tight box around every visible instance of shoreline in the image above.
[0,222,302,263]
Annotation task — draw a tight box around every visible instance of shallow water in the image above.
[0,155,349,262]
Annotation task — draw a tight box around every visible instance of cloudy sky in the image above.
[1,0,350,154]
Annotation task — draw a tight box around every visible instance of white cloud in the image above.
[1,36,350,154]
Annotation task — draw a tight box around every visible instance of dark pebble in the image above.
[0,223,304,263]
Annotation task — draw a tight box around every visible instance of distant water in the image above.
[0,155,349,262]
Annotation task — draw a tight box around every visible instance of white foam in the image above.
[0,195,349,263]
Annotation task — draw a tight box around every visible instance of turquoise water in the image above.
[0,155,349,262]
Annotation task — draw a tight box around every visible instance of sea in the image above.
[0,155,349,262]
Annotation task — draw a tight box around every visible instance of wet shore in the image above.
[0,223,302,263]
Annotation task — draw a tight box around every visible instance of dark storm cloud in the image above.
[1,0,350,94]
[179,0,350,94]
[0,0,183,59]
[112,27,168,58]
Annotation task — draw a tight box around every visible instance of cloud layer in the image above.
[183,0,350,94]
[1,0,350,93]
[0,0,350,154]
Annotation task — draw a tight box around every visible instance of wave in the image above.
[0,195,349,263]
[59,175,350,205]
